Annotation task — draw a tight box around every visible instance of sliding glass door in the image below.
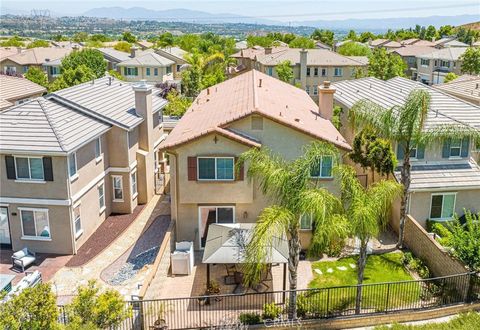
[198,206,234,248]
[0,207,11,247]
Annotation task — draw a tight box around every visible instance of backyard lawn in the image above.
[298,252,422,315]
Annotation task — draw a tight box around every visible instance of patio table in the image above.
[0,274,15,293]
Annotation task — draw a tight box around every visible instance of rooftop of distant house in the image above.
[0,75,47,109]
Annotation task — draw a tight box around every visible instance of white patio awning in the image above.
[202,223,288,264]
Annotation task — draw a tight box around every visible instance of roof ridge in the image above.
[37,98,68,152]
[252,70,259,110]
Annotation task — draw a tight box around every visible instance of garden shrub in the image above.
[238,312,261,325]
[402,252,430,279]
[262,302,282,320]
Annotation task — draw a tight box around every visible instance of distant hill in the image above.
[458,21,480,30]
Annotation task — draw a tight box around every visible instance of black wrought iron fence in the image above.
[57,272,480,330]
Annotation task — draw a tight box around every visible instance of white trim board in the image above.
[0,197,70,206]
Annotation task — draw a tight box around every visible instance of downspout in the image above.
[66,155,76,255]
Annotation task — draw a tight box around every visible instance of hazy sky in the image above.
[3,0,479,21]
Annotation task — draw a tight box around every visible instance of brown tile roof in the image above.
[0,75,46,107]
[392,45,436,57]
[160,70,350,151]
[411,40,436,47]
[4,47,72,65]
[0,47,21,61]
[434,75,480,104]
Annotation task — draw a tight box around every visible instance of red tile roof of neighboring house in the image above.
[160,70,351,151]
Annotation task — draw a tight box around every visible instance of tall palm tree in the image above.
[182,51,226,97]
[349,89,480,247]
[238,142,347,319]
[335,165,402,314]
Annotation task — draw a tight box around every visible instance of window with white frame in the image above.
[154,68,158,76]
[310,155,333,178]
[146,67,151,76]
[410,145,418,158]
[98,183,105,211]
[131,170,138,198]
[198,157,234,181]
[420,59,430,66]
[300,213,313,230]
[334,67,343,77]
[112,176,123,201]
[20,208,50,239]
[68,153,77,178]
[449,139,462,157]
[440,60,449,68]
[95,137,102,159]
[305,85,310,94]
[313,86,318,95]
[430,193,456,219]
[313,68,319,76]
[73,204,82,237]
[306,67,311,76]
[15,156,44,180]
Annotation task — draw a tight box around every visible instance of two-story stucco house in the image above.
[416,47,468,85]
[0,77,167,254]
[332,77,480,230]
[159,70,351,250]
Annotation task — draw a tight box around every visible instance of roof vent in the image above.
[108,76,112,86]
[45,58,50,62]
[91,79,95,85]
[207,88,210,95]
[294,118,300,122]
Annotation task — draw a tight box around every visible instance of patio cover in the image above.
[202,223,288,264]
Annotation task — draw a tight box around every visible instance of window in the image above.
[440,60,449,68]
[166,66,172,74]
[176,64,181,72]
[313,68,319,76]
[94,137,102,159]
[266,67,273,76]
[98,183,105,211]
[313,86,318,95]
[68,153,77,178]
[305,85,310,94]
[306,67,311,76]
[23,66,29,73]
[112,176,123,201]
[131,170,138,198]
[251,116,263,130]
[154,68,158,76]
[450,139,462,157]
[300,213,313,230]
[310,155,333,178]
[321,68,327,76]
[420,59,430,66]
[15,157,44,180]
[49,66,60,76]
[124,67,138,76]
[410,145,418,158]
[146,67,151,76]
[430,193,456,219]
[20,208,50,239]
[199,206,235,248]
[73,204,82,238]
[198,157,234,181]
[334,67,343,77]
[154,151,159,172]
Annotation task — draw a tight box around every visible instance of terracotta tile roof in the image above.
[412,40,436,47]
[391,45,436,57]
[160,70,351,151]
[4,47,71,65]
[0,47,21,61]
[0,75,46,107]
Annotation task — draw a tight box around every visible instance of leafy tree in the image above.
[121,31,136,43]
[89,34,111,42]
[175,34,201,52]
[289,36,315,49]
[275,60,294,83]
[66,280,132,329]
[108,69,125,81]
[27,39,50,48]
[438,25,455,37]
[0,36,25,47]
[433,211,480,271]
[246,35,274,48]
[157,32,175,49]
[114,41,131,53]
[164,90,192,117]
[239,142,347,319]
[49,65,96,92]
[368,48,406,80]
[460,47,480,74]
[52,34,68,42]
[337,41,371,56]
[443,72,458,83]
[335,165,401,314]
[25,66,48,87]
[424,25,437,41]
[72,32,89,43]
[345,30,358,42]
[456,27,480,45]
[0,283,58,330]
[349,89,480,247]
[310,29,334,46]
[61,48,107,78]
[384,29,397,40]
[358,31,376,43]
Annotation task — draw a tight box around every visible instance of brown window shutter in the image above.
[187,156,197,181]
[235,157,244,181]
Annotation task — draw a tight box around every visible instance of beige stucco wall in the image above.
[119,65,174,83]
[416,58,462,85]
[0,59,37,75]
[106,126,130,167]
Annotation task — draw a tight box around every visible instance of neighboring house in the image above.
[391,45,436,79]
[434,75,480,105]
[314,41,332,50]
[0,47,22,62]
[0,47,71,76]
[416,47,468,85]
[401,39,436,47]
[333,76,480,229]
[155,47,188,79]
[0,77,168,254]
[159,70,351,250]
[473,41,480,47]
[230,46,268,72]
[117,50,175,83]
[368,39,402,50]
[97,47,132,71]
[234,40,248,51]
[233,47,367,102]
[135,40,154,50]
[50,41,82,49]
[0,75,46,110]
[434,38,469,49]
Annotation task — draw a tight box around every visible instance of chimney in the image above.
[16,47,22,54]
[318,81,336,121]
[299,49,308,89]
[72,44,79,51]
[265,47,272,55]
[131,45,139,58]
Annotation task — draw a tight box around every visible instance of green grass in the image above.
[374,312,480,329]
[299,252,422,314]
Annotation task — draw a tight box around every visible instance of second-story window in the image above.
[449,139,462,157]
[15,156,44,181]
[146,68,151,76]
[306,67,311,76]
[131,170,138,198]
[154,68,158,76]
[321,68,327,76]
[313,68,319,76]
[305,85,310,95]
[420,59,430,66]
[68,153,77,179]
[440,60,449,68]
[95,137,102,160]
[313,87,318,96]
[198,157,234,181]
[112,176,123,201]
[266,67,273,76]
[310,155,333,178]
[334,67,343,77]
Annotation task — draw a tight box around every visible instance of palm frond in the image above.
[333,164,364,209]
[349,99,397,140]
[397,89,430,142]
[367,180,403,227]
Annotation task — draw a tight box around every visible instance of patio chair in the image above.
[11,248,36,272]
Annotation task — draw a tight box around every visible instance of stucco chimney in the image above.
[131,45,139,58]
[265,47,272,55]
[133,80,153,150]
[318,81,336,121]
[299,49,308,89]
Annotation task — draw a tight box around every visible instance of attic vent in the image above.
[251,116,263,130]
[294,118,300,122]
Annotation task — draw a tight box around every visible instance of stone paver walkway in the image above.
[51,194,171,302]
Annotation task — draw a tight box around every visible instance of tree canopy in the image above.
[460,47,480,75]
[121,31,136,43]
[25,67,49,88]
[337,41,371,56]
[114,41,131,53]
[310,29,335,46]
[368,48,406,80]
[275,60,294,83]
[61,48,107,78]
[27,39,50,48]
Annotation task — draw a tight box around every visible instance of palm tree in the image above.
[238,142,347,319]
[335,165,402,314]
[182,51,226,97]
[349,89,480,247]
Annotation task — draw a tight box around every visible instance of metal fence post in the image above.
[385,283,390,312]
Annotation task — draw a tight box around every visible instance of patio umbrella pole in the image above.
[283,263,287,304]
[207,264,211,288]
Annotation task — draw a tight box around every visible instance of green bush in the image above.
[238,312,261,325]
[262,302,282,320]
[402,252,430,279]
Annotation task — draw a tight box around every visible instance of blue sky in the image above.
[3,0,479,21]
